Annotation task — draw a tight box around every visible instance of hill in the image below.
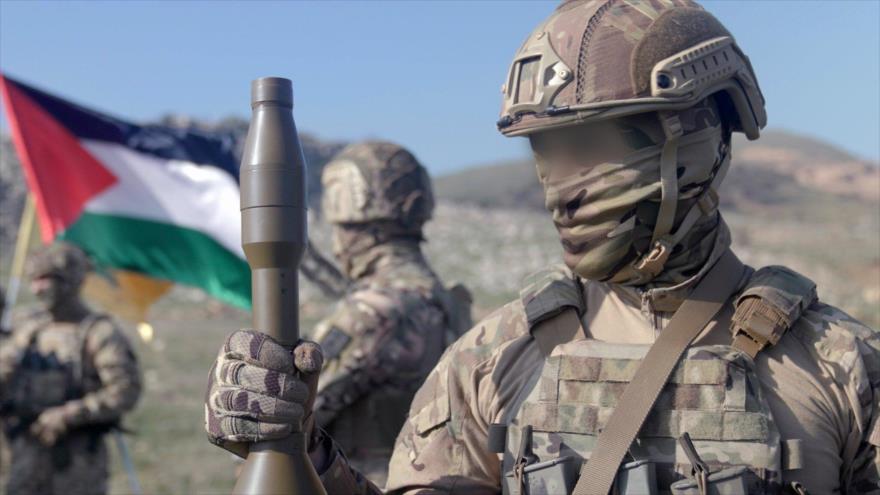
[434,130,880,210]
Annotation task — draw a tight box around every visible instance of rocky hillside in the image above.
[435,130,880,210]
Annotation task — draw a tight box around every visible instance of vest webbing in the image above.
[532,250,745,495]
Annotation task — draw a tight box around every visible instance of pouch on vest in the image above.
[731,266,816,357]
[502,342,785,494]
[503,457,660,495]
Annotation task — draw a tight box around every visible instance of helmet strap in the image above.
[634,112,683,277]
[634,143,732,279]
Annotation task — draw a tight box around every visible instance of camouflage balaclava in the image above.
[533,99,729,285]
[27,242,91,311]
[322,141,434,278]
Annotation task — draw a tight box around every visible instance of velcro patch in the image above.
[319,327,352,361]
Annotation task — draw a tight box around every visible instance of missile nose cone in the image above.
[251,77,293,107]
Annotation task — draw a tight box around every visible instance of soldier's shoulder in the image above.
[318,284,429,338]
[82,313,133,352]
[446,262,579,363]
[442,288,536,373]
[742,263,878,377]
[4,310,50,347]
[440,264,584,370]
[790,301,879,370]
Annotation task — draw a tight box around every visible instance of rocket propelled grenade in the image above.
[234,77,326,495]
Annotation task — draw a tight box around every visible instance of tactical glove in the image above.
[205,329,323,458]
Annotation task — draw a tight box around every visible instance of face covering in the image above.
[532,99,728,285]
[332,221,422,279]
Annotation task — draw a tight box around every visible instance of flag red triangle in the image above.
[1,75,118,242]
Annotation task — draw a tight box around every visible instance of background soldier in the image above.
[205,2,879,493]
[0,243,142,495]
[208,140,471,487]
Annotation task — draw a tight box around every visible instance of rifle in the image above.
[301,240,349,299]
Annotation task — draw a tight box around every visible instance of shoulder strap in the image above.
[572,250,745,495]
[531,308,584,358]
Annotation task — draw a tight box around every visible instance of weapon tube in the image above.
[234,77,327,495]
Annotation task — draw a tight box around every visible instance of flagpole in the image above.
[2,194,36,331]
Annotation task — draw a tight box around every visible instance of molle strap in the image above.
[730,266,817,358]
[531,308,586,358]
[520,264,586,358]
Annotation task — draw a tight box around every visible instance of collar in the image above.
[605,219,737,313]
[349,241,426,281]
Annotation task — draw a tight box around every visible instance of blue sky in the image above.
[1,0,877,174]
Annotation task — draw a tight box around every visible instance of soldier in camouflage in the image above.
[0,243,142,495]
[207,140,471,487]
[206,2,879,494]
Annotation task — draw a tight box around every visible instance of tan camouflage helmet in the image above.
[497,0,766,139]
[321,141,434,231]
[26,242,91,287]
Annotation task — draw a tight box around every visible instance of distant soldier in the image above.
[0,243,142,495]
[311,141,471,485]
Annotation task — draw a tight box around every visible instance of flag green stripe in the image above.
[59,212,251,309]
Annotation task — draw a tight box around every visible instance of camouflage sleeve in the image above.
[385,301,533,494]
[841,315,880,493]
[772,304,880,493]
[311,427,384,494]
[312,290,431,428]
[63,318,142,427]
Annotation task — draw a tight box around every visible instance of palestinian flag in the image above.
[1,74,251,309]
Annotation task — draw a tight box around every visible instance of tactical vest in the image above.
[498,265,817,495]
[4,314,108,419]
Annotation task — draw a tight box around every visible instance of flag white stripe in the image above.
[81,140,244,258]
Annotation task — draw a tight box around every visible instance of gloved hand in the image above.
[205,329,323,458]
[30,405,72,446]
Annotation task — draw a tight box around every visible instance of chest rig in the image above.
[5,314,108,417]
[498,259,817,495]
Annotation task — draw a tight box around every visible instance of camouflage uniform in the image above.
[0,243,141,495]
[205,2,879,494]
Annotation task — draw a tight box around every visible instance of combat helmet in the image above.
[321,141,434,233]
[497,0,766,138]
[27,242,91,288]
[498,0,767,276]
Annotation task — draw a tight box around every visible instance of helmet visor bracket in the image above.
[501,32,573,121]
